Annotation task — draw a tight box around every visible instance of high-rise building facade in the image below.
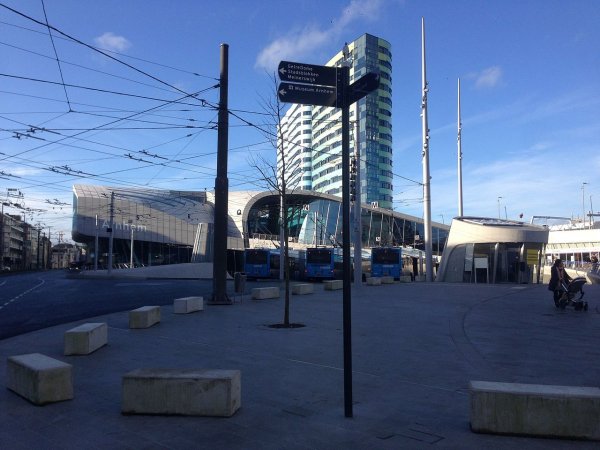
[278,33,393,209]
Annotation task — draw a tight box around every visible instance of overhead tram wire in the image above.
[0,20,218,81]
[0,4,215,101]
[0,89,211,118]
[40,0,71,111]
[0,40,200,96]
[0,86,217,163]
[0,73,217,108]
[0,125,222,179]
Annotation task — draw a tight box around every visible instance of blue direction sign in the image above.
[278,61,337,87]
[278,82,337,107]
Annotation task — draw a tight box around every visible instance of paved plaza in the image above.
[1,280,599,449]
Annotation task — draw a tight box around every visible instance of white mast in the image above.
[421,17,433,282]
[457,78,464,217]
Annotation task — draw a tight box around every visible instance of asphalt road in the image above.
[0,270,215,340]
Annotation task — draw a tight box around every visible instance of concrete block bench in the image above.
[399,275,412,283]
[292,283,314,295]
[7,353,73,405]
[381,276,395,284]
[129,306,161,329]
[122,368,241,417]
[323,280,343,290]
[173,296,204,314]
[251,287,280,300]
[64,322,107,355]
[366,277,382,286]
[470,380,600,440]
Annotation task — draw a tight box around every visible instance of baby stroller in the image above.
[557,277,588,311]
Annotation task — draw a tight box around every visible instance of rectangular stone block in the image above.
[323,280,343,290]
[122,369,241,417]
[414,275,426,282]
[292,283,314,295]
[381,276,395,284]
[173,296,204,314]
[366,277,382,286]
[7,353,73,405]
[251,287,280,299]
[129,306,161,329]
[470,380,600,440]
[64,322,108,355]
[399,275,412,283]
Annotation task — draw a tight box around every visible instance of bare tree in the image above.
[249,73,299,327]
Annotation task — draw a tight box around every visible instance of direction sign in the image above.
[278,61,337,87]
[347,72,380,105]
[278,82,337,107]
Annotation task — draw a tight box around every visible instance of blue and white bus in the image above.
[244,248,277,279]
[305,247,336,280]
[243,248,306,280]
[371,247,402,279]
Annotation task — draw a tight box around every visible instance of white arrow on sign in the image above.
[279,67,287,77]
[278,88,287,96]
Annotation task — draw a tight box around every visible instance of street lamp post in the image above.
[497,197,503,219]
[128,219,134,269]
[582,182,588,228]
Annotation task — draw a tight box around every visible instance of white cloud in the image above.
[255,0,383,71]
[473,66,503,89]
[94,32,132,52]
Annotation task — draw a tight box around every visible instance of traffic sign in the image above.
[278,82,337,107]
[278,61,337,87]
[347,72,380,105]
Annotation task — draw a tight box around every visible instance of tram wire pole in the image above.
[211,43,232,304]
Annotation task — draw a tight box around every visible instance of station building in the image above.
[435,217,549,284]
[71,184,449,269]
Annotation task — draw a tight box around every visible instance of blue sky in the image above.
[1,0,599,242]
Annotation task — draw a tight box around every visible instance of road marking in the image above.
[0,279,45,310]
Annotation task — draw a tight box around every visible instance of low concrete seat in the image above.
[470,380,600,440]
[173,296,204,314]
[399,275,412,283]
[292,283,314,295]
[122,368,241,417]
[381,276,395,284]
[323,280,343,290]
[7,353,73,405]
[251,287,280,299]
[366,277,382,286]
[129,306,161,329]
[64,322,108,355]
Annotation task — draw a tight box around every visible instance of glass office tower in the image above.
[279,34,393,209]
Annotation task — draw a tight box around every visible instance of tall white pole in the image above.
[421,17,433,282]
[457,78,463,217]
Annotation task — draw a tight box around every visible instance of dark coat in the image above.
[548,265,572,291]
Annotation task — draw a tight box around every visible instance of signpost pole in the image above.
[339,64,353,419]
[277,58,379,419]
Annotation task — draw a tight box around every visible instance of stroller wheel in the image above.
[559,298,567,310]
